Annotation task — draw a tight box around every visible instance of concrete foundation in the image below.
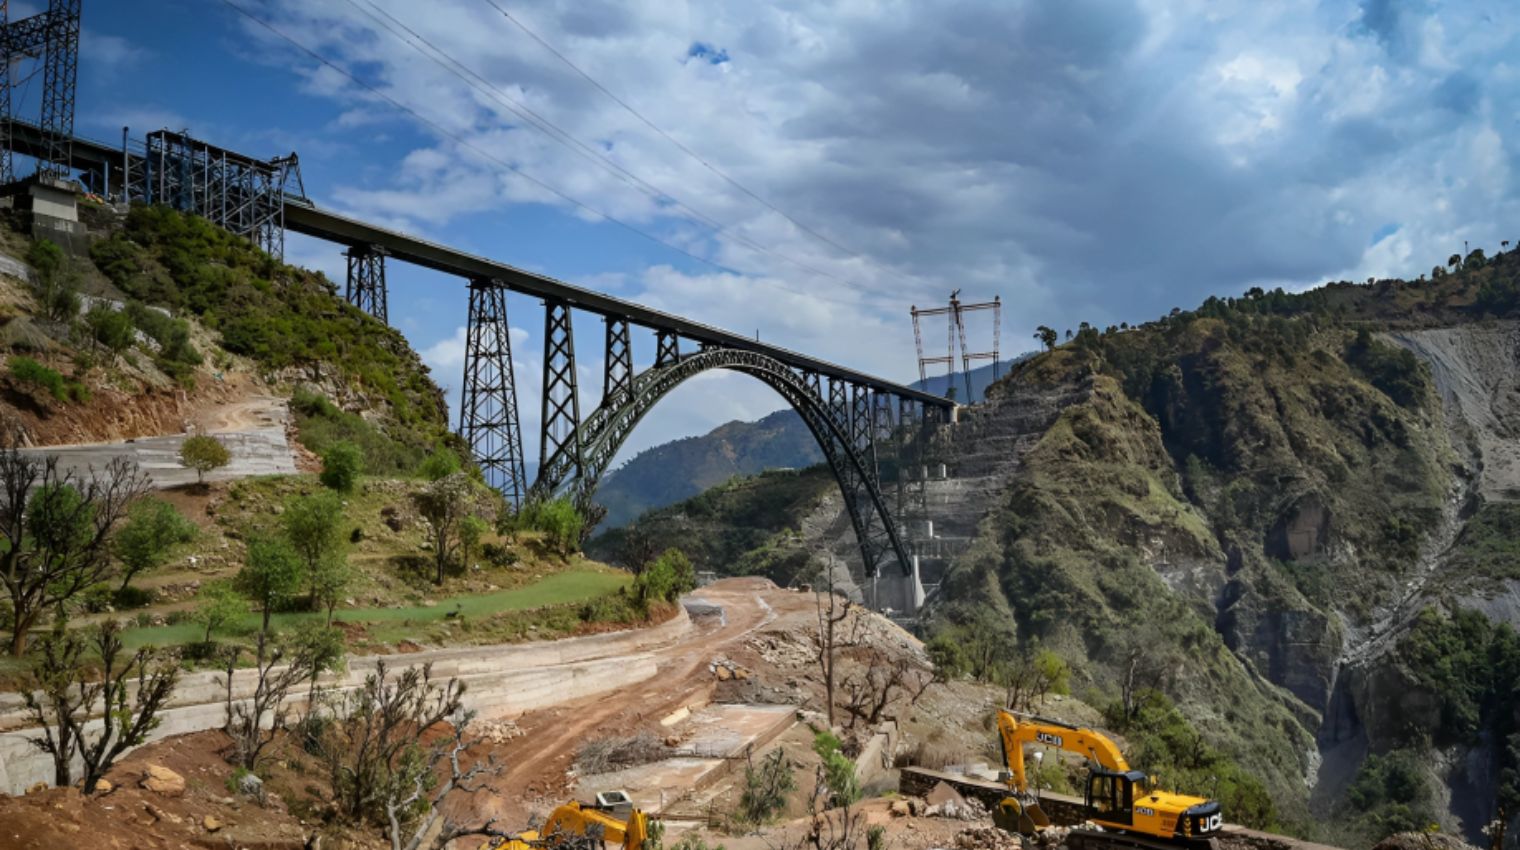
[9,178,89,253]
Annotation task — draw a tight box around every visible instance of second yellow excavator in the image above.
[492,792,652,850]
[993,711,1223,849]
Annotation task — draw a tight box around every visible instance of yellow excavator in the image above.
[993,711,1223,849]
[493,792,652,850]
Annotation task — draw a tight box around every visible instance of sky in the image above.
[15,0,1520,464]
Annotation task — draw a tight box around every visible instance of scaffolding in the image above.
[126,129,301,259]
[910,291,1001,402]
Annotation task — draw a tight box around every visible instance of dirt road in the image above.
[457,577,809,827]
[17,394,298,488]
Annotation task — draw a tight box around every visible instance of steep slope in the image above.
[607,249,1520,846]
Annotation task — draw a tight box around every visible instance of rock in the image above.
[236,770,264,799]
[144,802,182,824]
[203,815,223,832]
[94,778,113,794]
[925,781,965,809]
[715,665,732,681]
[664,736,681,747]
[889,800,911,817]
[25,782,48,796]
[141,764,186,797]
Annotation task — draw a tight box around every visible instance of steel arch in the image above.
[533,348,913,579]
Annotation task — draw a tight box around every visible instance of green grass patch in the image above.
[121,568,629,650]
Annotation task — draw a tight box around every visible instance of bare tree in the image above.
[840,648,935,729]
[23,620,179,793]
[812,565,857,727]
[619,522,658,576]
[222,627,338,769]
[319,661,466,828]
[0,451,149,654]
[383,708,506,850]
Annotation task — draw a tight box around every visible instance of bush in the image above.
[737,749,794,825]
[85,304,135,357]
[319,440,363,492]
[419,447,461,481]
[813,731,860,807]
[8,355,66,400]
[292,389,428,477]
[512,497,585,554]
[634,548,695,610]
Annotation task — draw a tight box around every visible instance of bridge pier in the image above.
[459,278,529,508]
[603,318,632,407]
[539,299,584,497]
[344,245,388,323]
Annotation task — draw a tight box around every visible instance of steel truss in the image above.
[539,299,583,489]
[1,0,79,183]
[533,347,914,583]
[459,279,529,508]
[131,129,299,259]
[344,245,387,322]
[603,318,632,406]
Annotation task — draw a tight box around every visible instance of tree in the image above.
[180,434,230,484]
[310,556,353,626]
[28,239,79,323]
[193,580,245,644]
[516,497,584,554]
[1449,253,1462,270]
[0,451,149,655]
[737,749,795,826]
[619,522,658,575]
[413,472,472,584]
[634,548,695,611]
[321,440,363,492]
[85,304,134,360]
[23,620,179,793]
[1033,325,1058,351]
[222,624,342,770]
[812,565,857,727]
[1001,648,1070,712]
[282,490,346,609]
[234,534,304,631]
[840,646,935,729]
[113,497,195,593]
[459,515,488,571]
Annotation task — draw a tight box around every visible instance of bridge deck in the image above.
[4,120,951,407]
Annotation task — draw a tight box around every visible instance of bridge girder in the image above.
[532,345,915,587]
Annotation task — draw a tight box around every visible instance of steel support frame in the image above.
[459,278,529,508]
[344,245,388,323]
[655,330,680,367]
[540,299,583,490]
[533,346,936,584]
[603,318,632,406]
[140,129,292,259]
[36,0,78,181]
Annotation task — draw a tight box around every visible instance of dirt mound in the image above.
[1371,832,1483,850]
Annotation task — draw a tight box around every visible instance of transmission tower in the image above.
[910,291,1001,402]
[0,0,81,183]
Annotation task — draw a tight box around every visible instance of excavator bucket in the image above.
[992,797,1051,836]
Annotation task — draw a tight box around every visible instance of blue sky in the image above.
[18,0,1520,463]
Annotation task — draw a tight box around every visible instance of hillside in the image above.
[606,248,1520,847]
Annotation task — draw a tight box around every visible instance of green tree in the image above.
[234,535,304,631]
[180,434,230,484]
[0,452,149,655]
[85,304,135,360]
[520,497,584,555]
[1034,325,1058,351]
[28,239,79,323]
[192,580,246,644]
[634,548,696,609]
[737,749,795,826]
[309,556,352,626]
[413,472,473,585]
[418,447,461,481]
[113,497,195,594]
[281,490,346,610]
[812,731,860,807]
[320,440,363,492]
[459,515,488,571]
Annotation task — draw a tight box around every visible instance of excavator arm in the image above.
[539,801,650,850]
[995,710,1131,794]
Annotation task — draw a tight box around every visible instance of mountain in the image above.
[596,408,823,527]
[591,250,1520,848]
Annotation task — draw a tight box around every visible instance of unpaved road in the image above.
[454,577,808,830]
[17,394,298,487]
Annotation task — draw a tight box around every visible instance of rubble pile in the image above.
[708,657,751,681]
[469,718,525,744]
[948,826,1023,850]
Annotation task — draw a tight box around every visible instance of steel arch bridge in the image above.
[533,346,920,595]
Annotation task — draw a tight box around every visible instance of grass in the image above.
[122,568,629,650]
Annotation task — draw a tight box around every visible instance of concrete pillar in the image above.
[937,463,948,479]
[911,556,926,612]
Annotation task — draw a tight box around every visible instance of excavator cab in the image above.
[1084,767,1148,827]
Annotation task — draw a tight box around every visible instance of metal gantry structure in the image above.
[0,0,82,184]
[911,291,1001,402]
[0,45,956,610]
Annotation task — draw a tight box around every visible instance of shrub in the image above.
[319,440,363,492]
[8,356,66,400]
[737,749,794,825]
[85,304,135,358]
[419,447,461,481]
[634,548,695,610]
[812,731,860,807]
[180,434,230,483]
[512,497,584,554]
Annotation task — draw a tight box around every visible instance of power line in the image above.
[478,0,929,291]
[216,0,867,308]
[343,0,884,296]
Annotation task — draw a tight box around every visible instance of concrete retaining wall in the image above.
[0,608,689,794]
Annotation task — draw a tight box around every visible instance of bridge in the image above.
[0,1,954,613]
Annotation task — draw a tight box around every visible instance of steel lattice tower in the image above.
[459,279,528,508]
[36,0,78,180]
[345,246,388,323]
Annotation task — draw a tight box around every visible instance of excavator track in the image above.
[1065,829,1220,850]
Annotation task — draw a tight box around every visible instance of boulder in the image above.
[203,815,223,832]
[141,764,186,797]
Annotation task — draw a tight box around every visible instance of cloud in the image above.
[225,0,1520,455]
